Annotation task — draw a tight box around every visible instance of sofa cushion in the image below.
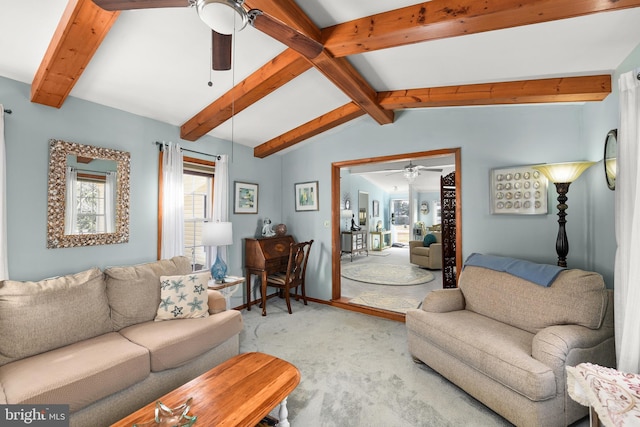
[0,267,112,366]
[423,233,437,247]
[407,309,556,401]
[459,266,608,334]
[0,332,149,412]
[105,256,192,330]
[155,271,210,321]
[119,310,243,372]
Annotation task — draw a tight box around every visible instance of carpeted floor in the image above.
[341,263,434,286]
[348,292,422,313]
[239,299,513,427]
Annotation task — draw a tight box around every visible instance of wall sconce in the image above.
[202,221,234,283]
[532,161,595,267]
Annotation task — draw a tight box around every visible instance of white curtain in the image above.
[0,106,7,280]
[615,68,640,373]
[64,166,78,235]
[105,171,116,233]
[161,142,184,259]
[208,154,230,266]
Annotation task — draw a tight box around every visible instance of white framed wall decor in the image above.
[490,165,548,215]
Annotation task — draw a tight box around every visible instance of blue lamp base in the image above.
[210,253,227,283]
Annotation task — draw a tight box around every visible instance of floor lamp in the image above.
[533,161,595,267]
[202,221,233,283]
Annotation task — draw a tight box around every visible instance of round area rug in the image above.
[341,263,434,286]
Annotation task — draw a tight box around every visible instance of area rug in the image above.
[348,292,422,314]
[367,250,390,257]
[341,263,434,285]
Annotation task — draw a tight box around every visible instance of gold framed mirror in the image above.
[47,139,130,248]
[604,129,617,191]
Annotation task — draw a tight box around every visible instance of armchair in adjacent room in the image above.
[409,231,442,269]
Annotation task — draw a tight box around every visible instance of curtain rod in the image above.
[3,109,11,114]
[154,141,221,160]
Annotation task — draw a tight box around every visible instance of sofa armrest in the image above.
[421,288,465,313]
[532,324,616,370]
[207,289,226,314]
[409,240,423,250]
[429,243,442,259]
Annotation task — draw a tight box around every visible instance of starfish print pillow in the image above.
[155,271,211,321]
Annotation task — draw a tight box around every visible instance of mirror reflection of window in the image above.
[65,166,116,234]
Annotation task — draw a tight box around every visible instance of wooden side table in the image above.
[209,276,245,310]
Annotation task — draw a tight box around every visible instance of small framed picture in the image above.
[234,181,258,214]
[294,181,319,211]
[490,165,548,215]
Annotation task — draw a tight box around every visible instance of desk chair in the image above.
[264,240,313,315]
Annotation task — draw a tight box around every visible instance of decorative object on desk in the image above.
[372,200,379,217]
[295,181,319,211]
[376,220,382,232]
[350,213,361,231]
[133,397,196,427]
[261,218,275,237]
[274,223,287,236]
[341,209,353,231]
[341,263,434,286]
[234,181,258,214]
[604,129,617,190]
[533,161,596,267]
[155,272,210,320]
[202,221,233,283]
[490,165,548,215]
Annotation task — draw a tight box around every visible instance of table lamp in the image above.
[532,161,595,267]
[202,221,233,283]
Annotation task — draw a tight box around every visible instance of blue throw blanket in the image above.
[464,253,565,287]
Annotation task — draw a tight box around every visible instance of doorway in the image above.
[331,148,462,308]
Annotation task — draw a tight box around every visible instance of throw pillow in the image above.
[155,271,211,321]
[423,233,437,247]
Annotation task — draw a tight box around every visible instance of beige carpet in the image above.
[348,292,422,314]
[341,263,435,285]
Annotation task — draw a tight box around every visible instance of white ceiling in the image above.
[1,1,640,190]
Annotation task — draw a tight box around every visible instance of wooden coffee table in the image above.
[111,352,300,427]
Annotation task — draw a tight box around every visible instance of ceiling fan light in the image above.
[403,167,419,184]
[196,0,248,35]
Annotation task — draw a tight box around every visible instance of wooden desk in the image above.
[111,352,300,427]
[245,235,294,316]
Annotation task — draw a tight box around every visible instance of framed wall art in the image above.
[295,181,319,211]
[372,200,379,217]
[234,181,258,214]
[490,165,548,215]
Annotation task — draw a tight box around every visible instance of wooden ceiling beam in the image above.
[254,102,365,158]
[322,0,640,57]
[180,49,311,141]
[31,0,119,107]
[377,75,611,109]
[243,0,393,127]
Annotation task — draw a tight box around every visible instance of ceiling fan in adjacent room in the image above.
[91,0,323,70]
[385,161,444,183]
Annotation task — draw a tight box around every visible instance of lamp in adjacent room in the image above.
[194,0,248,35]
[341,209,353,231]
[202,221,233,283]
[532,161,596,267]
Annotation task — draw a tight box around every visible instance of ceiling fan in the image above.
[91,0,323,71]
[385,161,444,176]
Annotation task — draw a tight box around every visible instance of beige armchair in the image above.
[409,231,442,269]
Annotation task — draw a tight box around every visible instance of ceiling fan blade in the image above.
[212,30,232,71]
[249,10,323,59]
[92,0,189,11]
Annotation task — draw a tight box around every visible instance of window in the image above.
[390,199,410,226]
[183,163,214,271]
[74,177,107,234]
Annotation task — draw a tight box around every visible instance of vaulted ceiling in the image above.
[2,0,640,158]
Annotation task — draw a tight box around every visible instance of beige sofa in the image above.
[408,231,442,269]
[406,258,615,427]
[0,256,244,427]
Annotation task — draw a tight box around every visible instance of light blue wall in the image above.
[0,76,282,287]
[283,104,611,299]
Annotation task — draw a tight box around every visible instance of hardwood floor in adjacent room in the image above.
[340,246,443,310]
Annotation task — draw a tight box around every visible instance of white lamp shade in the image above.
[532,161,596,183]
[196,0,248,35]
[202,221,233,246]
[341,209,353,218]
